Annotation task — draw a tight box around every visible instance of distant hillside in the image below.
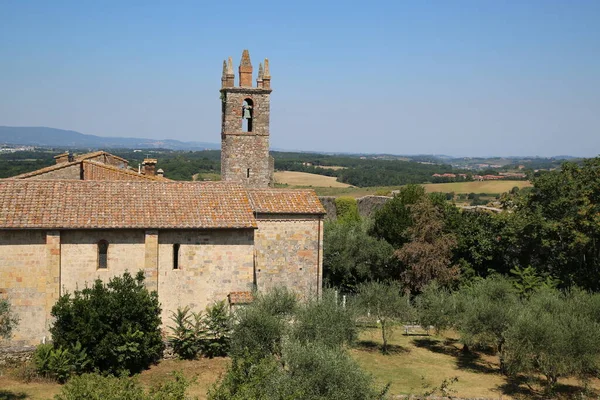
[0,126,219,150]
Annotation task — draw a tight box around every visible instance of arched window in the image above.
[98,240,108,269]
[241,98,253,132]
[173,243,180,270]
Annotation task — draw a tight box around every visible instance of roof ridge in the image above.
[9,160,81,179]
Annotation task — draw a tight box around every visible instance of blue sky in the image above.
[1,1,599,157]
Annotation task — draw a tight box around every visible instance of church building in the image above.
[0,50,325,349]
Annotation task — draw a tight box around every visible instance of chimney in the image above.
[142,158,158,176]
[156,168,164,178]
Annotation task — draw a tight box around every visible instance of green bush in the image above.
[415,281,456,334]
[335,196,360,223]
[209,342,387,400]
[169,301,231,360]
[0,298,19,341]
[55,371,194,400]
[50,271,164,375]
[229,288,297,359]
[34,342,89,383]
[291,289,357,348]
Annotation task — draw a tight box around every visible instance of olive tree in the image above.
[356,281,414,354]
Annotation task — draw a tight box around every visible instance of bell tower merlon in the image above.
[220,50,274,188]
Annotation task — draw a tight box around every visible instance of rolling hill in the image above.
[0,126,219,150]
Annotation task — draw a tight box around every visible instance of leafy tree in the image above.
[415,281,457,334]
[503,288,600,391]
[396,196,460,292]
[0,298,18,341]
[291,289,357,348]
[356,281,414,354]
[50,271,164,375]
[323,218,397,291]
[455,276,520,370]
[371,184,426,248]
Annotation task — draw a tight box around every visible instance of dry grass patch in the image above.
[274,171,352,188]
[0,358,229,400]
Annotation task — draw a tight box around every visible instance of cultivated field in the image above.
[3,328,596,399]
[274,171,352,187]
[310,180,532,198]
[422,180,532,194]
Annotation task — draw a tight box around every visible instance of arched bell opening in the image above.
[242,98,254,132]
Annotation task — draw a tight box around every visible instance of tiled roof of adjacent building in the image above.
[247,189,326,215]
[75,150,129,163]
[82,161,167,181]
[9,160,81,179]
[0,180,256,229]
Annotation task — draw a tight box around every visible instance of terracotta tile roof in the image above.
[8,160,166,181]
[75,151,128,163]
[228,291,254,304]
[247,189,326,215]
[82,160,169,181]
[9,161,81,179]
[0,180,256,229]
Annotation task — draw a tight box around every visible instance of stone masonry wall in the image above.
[220,88,273,188]
[27,164,81,180]
[254,215,323,298]
[0,231,49,348]
[60,230,147,294]
[157,229,254,325]
[318,195,393,220]
[1,228,256,348]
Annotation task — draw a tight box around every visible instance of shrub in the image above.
[169,307,205,360]
[209,341,387,400]
[50,271,164,375]
[291,289,357,348]
[55,371,193,400]
[201,301,232,358]
[34,342,89,383]
[0,297,19,340]
[335,197,361,223]
[229,288,296,359]
[169,301,231,360]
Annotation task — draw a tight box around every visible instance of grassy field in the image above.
[273,170,531,196]
[274,171,353,188]
[422,180,532,194]
[2,328,596,399]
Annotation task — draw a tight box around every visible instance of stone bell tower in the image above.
[220,49,273,188]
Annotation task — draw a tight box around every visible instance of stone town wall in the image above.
[27,164,80,180]
[318,195,392,220]
[157,230,254,324]
[0,231,49,348]
[254,215,323,298]
[220,89,272,188]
